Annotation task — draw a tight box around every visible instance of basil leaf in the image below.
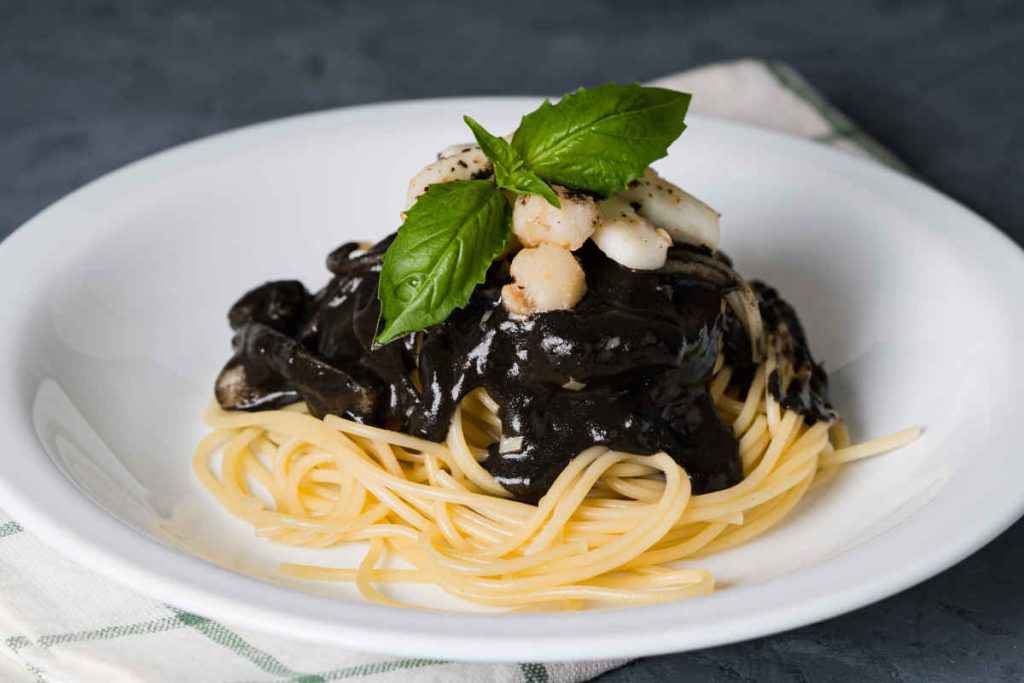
[464,115,561,208]
[511,83,691,197]
[501,168,562,208]
[375,180,510,345]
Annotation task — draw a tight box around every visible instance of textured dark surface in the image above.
[2,1,1023,681]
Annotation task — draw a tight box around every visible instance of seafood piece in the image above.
[502,244,587,316]
[591,196,672,270]
[620,168,720,249]
[512,185,599,250]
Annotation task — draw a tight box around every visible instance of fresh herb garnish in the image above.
[511,84,691,197]
[375,83,691,345]
[376,180,510,345]
[463,115,561,208]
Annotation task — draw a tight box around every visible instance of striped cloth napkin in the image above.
[0,59,903,683]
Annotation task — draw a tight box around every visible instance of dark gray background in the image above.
[2,1,1023,681]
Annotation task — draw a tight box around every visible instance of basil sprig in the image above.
[374,83,691,345]
[464,115,562,208]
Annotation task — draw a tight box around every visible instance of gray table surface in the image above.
[3,1,1023,681]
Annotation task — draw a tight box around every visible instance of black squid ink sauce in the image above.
[215,236,833,503]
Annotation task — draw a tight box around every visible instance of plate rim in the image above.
[2,96,1023,662]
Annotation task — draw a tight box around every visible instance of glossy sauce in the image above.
[215,237,831,502]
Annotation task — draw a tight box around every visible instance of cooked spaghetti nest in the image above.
[193,358,920,610]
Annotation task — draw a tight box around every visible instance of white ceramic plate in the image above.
[2,97,1023,662]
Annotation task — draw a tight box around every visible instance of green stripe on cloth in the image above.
[5,637,48,682]
[0,521,23,539]
[38,615,186,648]
[6,614,188,652]
[3,605,510,683]
[173,609,308,678]
[811,126,856,143]
[5,637,32,653]
[21,662,46,683]
[520,662,550,682]
[4,615,190,682]
[765,61,913,173]
[234,657,446,683]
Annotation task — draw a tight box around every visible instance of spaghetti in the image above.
[193,357,920,610]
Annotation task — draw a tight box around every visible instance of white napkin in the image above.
[0,59,902,683]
